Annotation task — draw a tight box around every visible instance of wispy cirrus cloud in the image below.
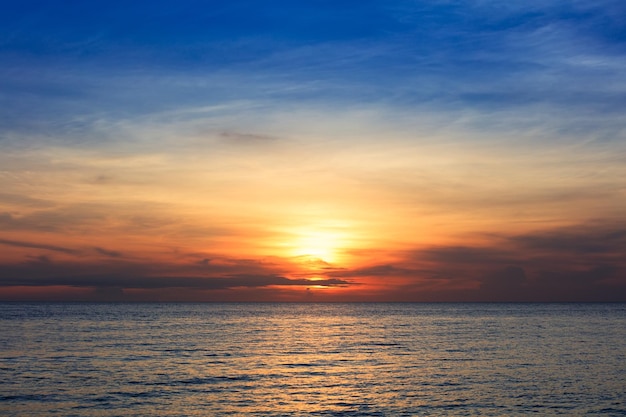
[0,238,79,255]
[1,0,625,145]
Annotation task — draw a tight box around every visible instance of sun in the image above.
[287,227,345,264]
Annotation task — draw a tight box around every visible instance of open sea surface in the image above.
[1,303,625,416]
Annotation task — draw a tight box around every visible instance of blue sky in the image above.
[2,0,625,143]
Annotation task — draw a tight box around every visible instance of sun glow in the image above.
[287,227,346,264]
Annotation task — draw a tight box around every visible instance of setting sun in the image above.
[277,224,352,265]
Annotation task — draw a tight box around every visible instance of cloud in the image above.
[417,224,626,268]
[91,174,115,184]
[0,209,103,233]
[0,238,79,255]
[0,203,242,241]
[2,0,625,147]
[219,131,279,145]
[418,246,516,266]
[26,255,52,264]
[323,222,626,301]
[535,265,619,287]
[92,286,124,301]
[0,221,623,301]
[479,266,529,300]
[475,264,623,302]
[511,227,626,256]
[0,256,352,291]
[93,247,123,258]
[330,264,422,278]
[0,193,54,208]
[0,272,350,291]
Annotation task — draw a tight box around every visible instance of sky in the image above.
[1,0,625,302]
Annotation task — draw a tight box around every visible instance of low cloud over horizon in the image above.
[1,221,623,302]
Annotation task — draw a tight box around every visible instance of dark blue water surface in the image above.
[1,303,625,416]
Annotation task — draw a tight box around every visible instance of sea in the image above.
[1,303,625,416]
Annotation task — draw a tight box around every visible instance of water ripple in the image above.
[1,303,625,416]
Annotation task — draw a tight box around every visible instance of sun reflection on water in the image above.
[2,303,625,416]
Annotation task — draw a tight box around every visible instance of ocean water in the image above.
[1,303,625,416]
